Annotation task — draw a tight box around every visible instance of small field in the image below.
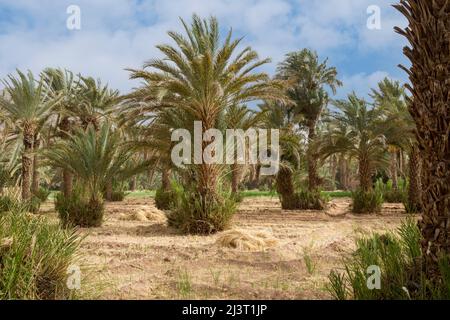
[41,195,412,299]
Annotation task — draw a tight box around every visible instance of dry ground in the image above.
[41,196,412,300]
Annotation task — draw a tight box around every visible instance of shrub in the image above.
[155,188,176,210]
[231,192,244,203]
[168,187,236,235]
[326,218,450,300]
[0,196,15,213]
[295,190,328,210]
[351,189,383,214]
[375,179,407,203]
[0,208,81,299]
[109,191,125,202]
[55,190,104,228]
[33,188,51,203]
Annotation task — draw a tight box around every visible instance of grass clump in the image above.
[327,218,450,300]
[154,188,176,210]
[295,190,329,210]
[351,189,383,214]
[168,186,236,235]
[0,208,81,299]
[375,179,407,203]
[55,188,104,228]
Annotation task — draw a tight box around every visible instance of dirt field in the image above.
[43,197,411,299]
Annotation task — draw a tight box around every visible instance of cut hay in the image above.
[118,206,167,223]
[216,229,278,252]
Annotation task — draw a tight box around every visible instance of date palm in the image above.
[260,101,302,209]
[46,123,136,201]
[371,78,422,211]
[0,70,60,200]
[394,0,450,280]
[319,93,388,192]
[224,104,263,194]
[128,15,284,227]
[277,49,342,191]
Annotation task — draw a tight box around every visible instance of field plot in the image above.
[42,197,410,300]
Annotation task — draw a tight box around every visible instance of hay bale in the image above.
[216,229,278,251]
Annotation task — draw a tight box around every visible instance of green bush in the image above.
[168,187,236,235]
[327,218,450,300]
[55,190,104,228]
[351,189,383,214]
[109,191,126,202]
[155,188,177,210]
[231,192,244,203]
[0,208,81,299]
[0,196,15,213]
[375,179,407,203]
[33,188,51,203]
[295,190,328,210]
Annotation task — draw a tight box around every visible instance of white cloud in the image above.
[0,0,408,95]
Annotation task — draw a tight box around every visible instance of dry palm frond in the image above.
[216,229,278,252]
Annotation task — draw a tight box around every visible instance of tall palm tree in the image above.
[42,68,79,197]
[260,101,302,209]
[371,78,422,210]
[319,93,388,192]
[224,104,263,194]
[0,70,60,200]
[277,49,342,191]
[394,0,450,280]
[128,15,284,224]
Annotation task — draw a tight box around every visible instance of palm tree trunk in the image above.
[330,155,337,190]
[395,0,450,281]
[161,167,171,191]
[407,145,422,212]
[63,171,73,197]
[276,167,297,210]
[307,122,319,191]
[31,135,40,194]
[22,128,34,201]
[105,181,113,201]
[231,163,240,194]
[359,157,371,192]
[390,151,398,190]
[60,117,73,197]
[130,176,137,191]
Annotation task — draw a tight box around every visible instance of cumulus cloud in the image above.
[0,0,408,95]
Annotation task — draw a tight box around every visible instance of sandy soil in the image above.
[43,197,412,300]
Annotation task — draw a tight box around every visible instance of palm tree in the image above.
[224,104,263,194]
[128,15,284,231]
[371,78,422,210]
[394,0,450,280]
[277,49,342,191]
[41,68,79,197]
[0,70,60,200]
[260,101,302,209]
[319,93,388,192]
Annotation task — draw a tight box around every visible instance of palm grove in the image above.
[0,3,449,299]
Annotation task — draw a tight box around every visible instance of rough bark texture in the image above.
[276,167,297,210]
[395,0,450,280]
[231,163,240,194]
[60,117,73,197]
[31,136,40,194]
[408,145,422,212]
[130,176,137,191]
[307,123,320,191]
[105,181,113,201]
[390,152,398,190]
[21,127,34,201]
[161,167,171,192]
[359,157,372,192]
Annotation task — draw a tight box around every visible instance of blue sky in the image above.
[0,0,409,99]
